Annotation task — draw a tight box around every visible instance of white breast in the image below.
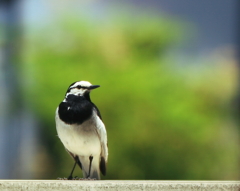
[55,108,101,157]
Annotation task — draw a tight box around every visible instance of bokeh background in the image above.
[0,0,239,180]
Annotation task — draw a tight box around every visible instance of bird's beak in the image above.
[88,85,100,90]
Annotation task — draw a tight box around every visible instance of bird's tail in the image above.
[79,156,101,180]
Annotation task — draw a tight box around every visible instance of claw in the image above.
[68,176,73,180]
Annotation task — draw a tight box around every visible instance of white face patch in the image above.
[66,81,92,97]
[67,88,86,96]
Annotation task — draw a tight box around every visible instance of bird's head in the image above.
[65,81,100,97]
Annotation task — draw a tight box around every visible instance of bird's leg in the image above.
[68,160,77,180]
[87,156,93,178]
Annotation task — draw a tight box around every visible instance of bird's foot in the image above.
[71,176,82,180]
[57,176,96,180]
[57,175,73,180]
[67,175,73,180]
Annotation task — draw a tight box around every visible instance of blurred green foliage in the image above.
[23,13,239,180]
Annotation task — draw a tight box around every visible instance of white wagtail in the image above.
[55,81,108,180]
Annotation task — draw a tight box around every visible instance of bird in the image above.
[55,81,108,180]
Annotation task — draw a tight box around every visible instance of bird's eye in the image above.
[77,85,81,89]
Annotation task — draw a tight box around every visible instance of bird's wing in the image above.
[92,103,102,119]
[94,110,108,175]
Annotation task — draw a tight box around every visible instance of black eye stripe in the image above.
[77,86,89,89]
[73,85,88,89]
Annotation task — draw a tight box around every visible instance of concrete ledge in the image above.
[0,180,239,191]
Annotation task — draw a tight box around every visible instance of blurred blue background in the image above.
[0,0,239,179]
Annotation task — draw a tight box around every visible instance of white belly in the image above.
[55,110,101,157]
